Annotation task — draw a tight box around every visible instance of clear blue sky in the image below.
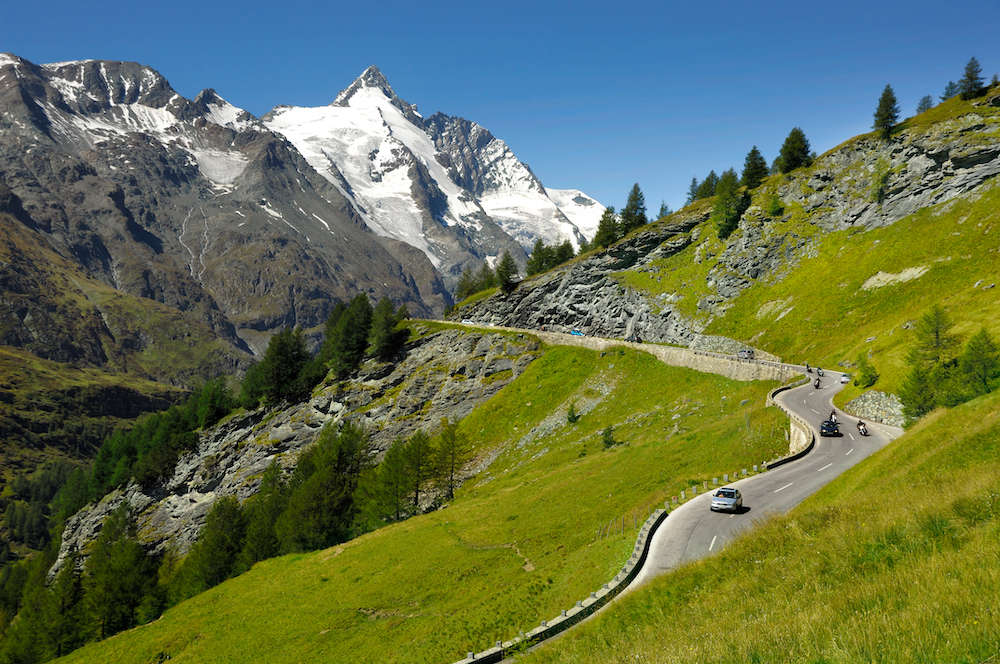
[3,0,998,213]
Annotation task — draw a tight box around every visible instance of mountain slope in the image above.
[263,66,604,286]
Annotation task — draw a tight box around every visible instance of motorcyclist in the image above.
[814,378,821,389]
[857,420,867,435]
[830,410,837,422]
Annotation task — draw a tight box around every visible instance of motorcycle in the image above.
[814,378,821,389]
[858,422,868,436]
[805,362,812,372]
[817,367,825,377]
[829,411,837,423]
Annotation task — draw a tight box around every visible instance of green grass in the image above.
[55,345,788,664]
[704,178,1000,403]
[526,390,1000,664]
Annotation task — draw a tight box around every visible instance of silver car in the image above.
[710,487,743,512]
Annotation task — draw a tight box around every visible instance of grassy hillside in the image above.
[527,390,1000,664]
[54,345,789,664]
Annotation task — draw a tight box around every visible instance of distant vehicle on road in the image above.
[840,374,850,384]
[461,319,473,324]
[625,333,642,343]
[816,367,825,376]
[570,329,584,337]
[820,420,842,437]
[737,349,754,359]
[710,487,743,512]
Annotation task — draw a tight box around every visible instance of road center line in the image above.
[709,535,717,551]
[847,448,854,455]
[775,482,793,493]
[818,463,833,472]
[810,407,820,414]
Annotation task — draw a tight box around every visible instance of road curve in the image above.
[632,373,903,587]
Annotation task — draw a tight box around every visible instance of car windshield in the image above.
[719,489,735,498]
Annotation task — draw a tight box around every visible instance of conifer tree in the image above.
[695,171,719,199]
[908,304,960,368]
[740,146,768,190]
[657,200,672,219]
[777,128,813,173]
[327,294,374,378]
[619,183,648,235]
[369,297,408,362]
[403,430,434,507]
[685,177,700,204]
[712,168,749,239]
[592,206,619,248]
[526,238,549,276]
[433,417,470,501]
[959,328,1000,396]
[959,56,984,100]
[454,267,477,301]
[495,250,519,293]
[941,80,960,101]
[873,84,900,140]
[916,94,934,114]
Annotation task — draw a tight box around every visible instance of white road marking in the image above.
[847,448,854,455]
[818,463,833,472]
[810,408,820,414]
[775,482,794,493]
[848,433,855,440]
[709,535,717,551]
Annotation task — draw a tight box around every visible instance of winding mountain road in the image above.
[453,324,904,663]
[632,373,903,587]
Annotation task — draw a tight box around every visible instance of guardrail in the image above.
[764,377,816,469]
[452,507,669,663]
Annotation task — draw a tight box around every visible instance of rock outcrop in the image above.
[51,327,541,575]
[458,212,708,345]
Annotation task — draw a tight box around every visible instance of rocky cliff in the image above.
[52,326,541,573]
[459,88,1000,343]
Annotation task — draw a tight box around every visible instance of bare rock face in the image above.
[51,327,540,575]
[457,212,707,345]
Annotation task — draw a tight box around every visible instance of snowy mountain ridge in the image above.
[263,66,605,274]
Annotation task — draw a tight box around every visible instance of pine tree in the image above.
[959,56,984,100]
[495,250,519,293]
[916,95,934,114]
[454,267,477,301]
[657,200,672,219]
[712,168,749,240]
[403,430,434,507]
[619,183,648,236]
[327,294,374,378]
[379,437,412,520]
[592,206,619,248]
[685,177,700,204]
[433,417,470,501]
[959,328,1000,397]
[369,297,409,361]
[908,304,960,368]
[777,128,813,173]
[941,80,960,101]
[899,365,936,422]
[872,84,900,140]
[695,171,719,199]
[554,239,574,266]
[741,146,769,190]
[475,262,496,291]
[237,461,285,570]
[526,238,549,276]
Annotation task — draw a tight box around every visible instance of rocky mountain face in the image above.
[457,212,707,345]
[262,66,605,287]
[51,326,540,572]
[0,54,446,370]
[0,55,602,382]
[460,89,1000,342]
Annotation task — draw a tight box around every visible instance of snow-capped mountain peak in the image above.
[264,66,604,278]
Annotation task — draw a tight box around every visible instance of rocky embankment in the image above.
[459,213,708,345]
[462,89,1000,334]
[52,327,540,574]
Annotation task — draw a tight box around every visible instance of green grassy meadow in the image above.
[55,346,789,664]
[527,390,1000,664]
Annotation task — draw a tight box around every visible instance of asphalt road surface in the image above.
[632,371,903,588]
